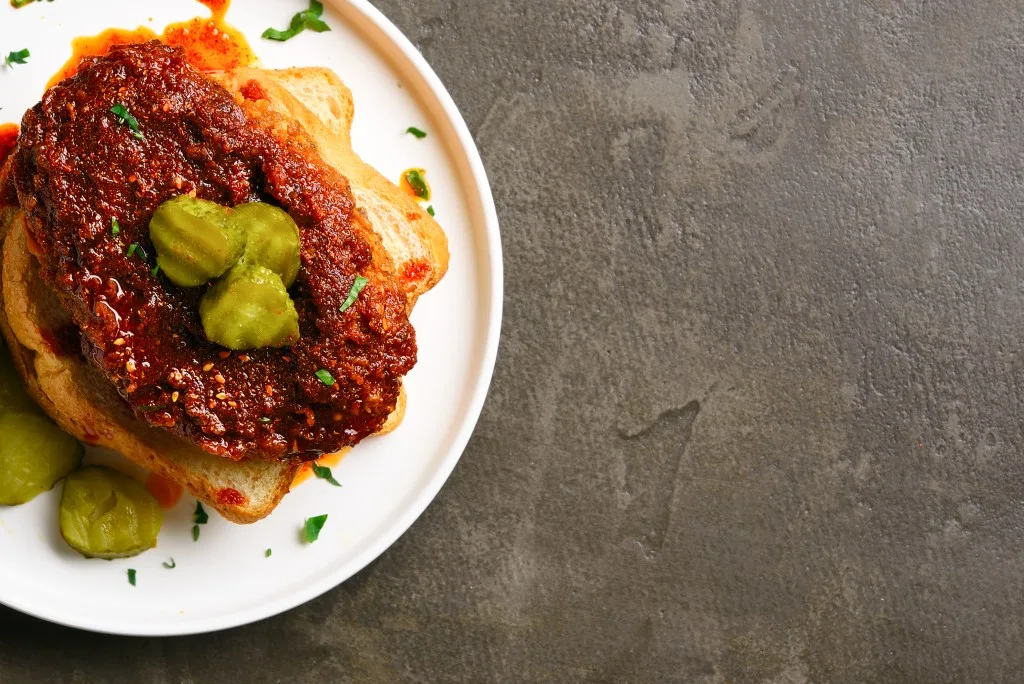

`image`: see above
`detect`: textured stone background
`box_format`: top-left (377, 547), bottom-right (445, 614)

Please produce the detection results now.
top-left (4, 0), bottom-right (1024, 681)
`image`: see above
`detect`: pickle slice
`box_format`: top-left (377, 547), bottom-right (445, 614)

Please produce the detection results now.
top-left (0, 413), bottom-right (83, 506)
top-left (59, 466), bottom-right (163, 559)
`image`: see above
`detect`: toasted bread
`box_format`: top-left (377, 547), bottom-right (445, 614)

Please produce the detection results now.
top-left (209, 67), bottom-right (449, 306)
top-left (0, 65), bottom-right (443, 523)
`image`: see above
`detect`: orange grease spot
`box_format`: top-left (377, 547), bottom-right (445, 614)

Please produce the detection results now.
top-left (48, 28), bottom-right (158, 88)
top-left (291, 449), bottom-right (350, 489)
top-left (216, 487), bottom-right (247, 506)
top-left (48, 0), bottom-right (253, 88)
top-left (162, 17), bottom-right (253, 72)
top-left (146, 473), bottom-right (185, 509)
top-left (398, 168), bottom-right (432, 201)
top-left (197, 0), bottom-right (230, 16)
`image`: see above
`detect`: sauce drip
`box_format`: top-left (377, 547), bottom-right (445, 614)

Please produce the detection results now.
top-left (0, 124), bottom-right (19, 168)
top-left (48, 0), bottom-right (254, 88)
top-left (291, 448), bottom-right (350, 489)
top-left (145, 472), bottom-right (185, 509)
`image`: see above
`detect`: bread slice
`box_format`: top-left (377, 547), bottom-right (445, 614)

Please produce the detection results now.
top-left (0, 65), bottom-right (442, 523)
top-left (208, 67), bottom-right (449, 306)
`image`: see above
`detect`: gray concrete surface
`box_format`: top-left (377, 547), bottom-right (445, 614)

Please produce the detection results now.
top-left (3, 0), bottom-right (1024, 681)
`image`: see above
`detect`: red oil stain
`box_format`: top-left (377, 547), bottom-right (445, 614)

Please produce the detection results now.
top-left (215, 487), bottom-right (247, 506)
top-left (146, 472), bottom-right (185, 509)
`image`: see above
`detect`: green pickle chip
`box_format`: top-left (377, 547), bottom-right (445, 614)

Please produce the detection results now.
top-left (150, 196), bottom-right (243, 287)
top-left (200, 264), bottom-right (300, 350)
top-left (0, 413), bottom-right (83, 506)
top-left (59, 466), bottom-right (163, 559)
top-left (230, 202), bottom-right (302, 287)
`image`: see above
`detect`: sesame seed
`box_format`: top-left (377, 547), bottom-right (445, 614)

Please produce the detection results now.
top-left (214, 373), bottom-right (226, 384)
top-left (171, 391), bottom-right (180, 402)
top-left (238, 354), bottom-right (249, 362)
top-left (227, 401), bottom-right (237, 408)
top-left (202, 362), bottom-right (214, 372)
top-left (126, 359), bottom-right (137, 373)
top-left (215, 392), bottom-right (227, 400)
top-left (265, 385), bottom-right (274, 396)
top-left (113, 338), bottom-right (125, 346)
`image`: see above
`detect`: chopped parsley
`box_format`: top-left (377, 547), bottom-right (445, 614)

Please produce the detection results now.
top-left (303, 514), bottom-right (328, 543)
top-left (111, 218), bottom-right (120, 236)
top-left (339, 275), bottom-right (368, 313)
top-left (11, 0), bottom-right (52, 8)
top-left (194, 500), bottom-right (209, 525)
top-left (110, 103), bottom-right (144, 140)
top-left (192, 524), bottom-right (200, 542)
top-left (262, 0), bottom-right (331, 42)
top-left (151, 264), bottom-right (161, 278)
top-left (4, 49), bottom-right (30, 67)
top-left (427, 205), bottom-right (435, 217)
top-left (265, 548), bottom-right (272, 558)
top-left (406, 126), bottom-right (427, 139)
top-left (127, 568), bottom-right (137, 586)
top-left (125, 242), bottom-right (147, 260)
top-left (259, 416), bottom-right (272, 423)
top-left (312, 462), bottom-right (341, 487)
top-left (163, 558), bottom-right (176, 569)
top-left (315, 368), bottom-right (335, 387)
top-left (404, 169), bottom-right (430, 199)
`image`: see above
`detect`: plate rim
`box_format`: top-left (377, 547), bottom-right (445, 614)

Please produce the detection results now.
top-left (0, 0), bottom-right (503, 636)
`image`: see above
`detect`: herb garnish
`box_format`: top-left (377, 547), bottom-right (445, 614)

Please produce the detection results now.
top-left (303, 514), bottom-right (328, 543)
top-left (406, 126), bottom-right (427, 139)
top-left (194, 500), bottom-right (209, 525)
top-left (312, 462), bottom-right (341, 487)
top-left (259, 417), bottom-right (272, 423)
top-left (4, 49), bottom-right (29, 67)
top-left (315, 369), bottom-right (335, 387)
top-left (111, 218), bottom-right (120, 236)
top-left (126, 242), bottom-right (147, 260)
top-left (339, 275), bottom-right (368, 313)
top-left (265, 548), bottom-right (272, 558)
top-left (404, 169), bottom-right (429, 199)
top-left (427, 206), bottom-right (435, 217)
top-left (110, 103), bottom-right (144, 140)
top-left (163, 558), bottom-right (176, 569)
top-left (127, 568), bottom-right (137, 586)
top-left (151, 264), bottom-right (161, 278)
top-left (192, 524), bottom-right (200, 542)
top-left (262, 0), bottom-right (330, 42)
top-left (11, 0), bottom-right (52, 8)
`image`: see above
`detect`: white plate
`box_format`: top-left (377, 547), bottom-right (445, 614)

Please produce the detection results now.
top-left (0, 0), bottom-right (501, 635)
